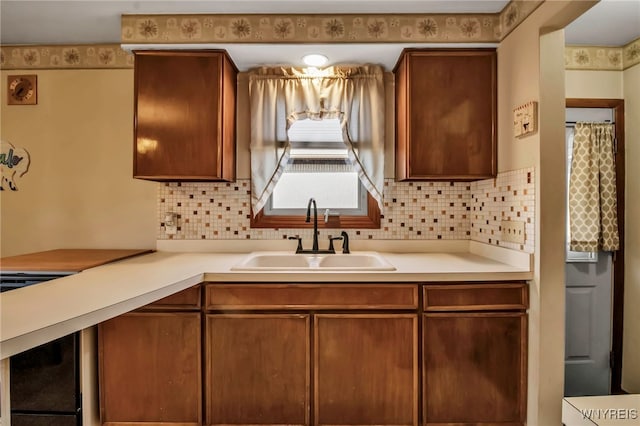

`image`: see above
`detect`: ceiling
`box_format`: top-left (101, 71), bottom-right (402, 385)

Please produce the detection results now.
top-left (1, 0), bottom-right (639, 70)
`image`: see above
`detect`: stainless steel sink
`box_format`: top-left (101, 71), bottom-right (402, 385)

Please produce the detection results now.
top-left (230, 252), bottom-right (396, 271)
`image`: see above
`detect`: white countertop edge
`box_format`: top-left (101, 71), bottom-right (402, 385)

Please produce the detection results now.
top-left (0, 273), bottom-right (203, 359)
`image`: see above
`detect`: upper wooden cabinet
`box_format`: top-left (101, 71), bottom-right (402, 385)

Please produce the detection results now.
top-left (133, 50), bottom-right (237, 181)
top-left (395, 49), bottom-right (497, 180)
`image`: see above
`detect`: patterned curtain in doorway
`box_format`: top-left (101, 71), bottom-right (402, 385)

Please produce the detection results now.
top-left (569, 122), bottom-right (619, 252)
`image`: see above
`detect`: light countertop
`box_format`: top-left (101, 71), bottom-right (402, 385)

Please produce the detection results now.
top-left (0, 241), bottom-right (532, 359)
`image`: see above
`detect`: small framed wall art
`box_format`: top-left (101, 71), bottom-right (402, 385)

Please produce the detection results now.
top-left (513, 101), bottom-right (537, 138)
top-left (7, 75), bottom-right (37, 105)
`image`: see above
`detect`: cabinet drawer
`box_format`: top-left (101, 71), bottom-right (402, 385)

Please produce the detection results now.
top-left (205, 284), bottom-right (418, 310)
top-left (140, 285), bottom-right (201, 310)
top-left (424, 283), bottom-right (528, 311)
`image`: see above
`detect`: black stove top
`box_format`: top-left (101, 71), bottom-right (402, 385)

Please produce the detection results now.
top-left (0, 272), bottom-right (74, 292)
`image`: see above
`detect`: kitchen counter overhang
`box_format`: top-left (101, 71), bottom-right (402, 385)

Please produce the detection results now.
top-left (0, 242), bottom-right (532, 359)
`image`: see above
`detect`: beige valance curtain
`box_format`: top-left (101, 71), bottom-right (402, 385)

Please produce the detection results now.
top-left (248, 65), bottom-right (385, 216)
top-left (569, 122), bottom-right (619, 252)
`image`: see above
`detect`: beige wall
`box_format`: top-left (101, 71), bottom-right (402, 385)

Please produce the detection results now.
top-left (0, 69), bottom-right (156, 257)
top-left (623, 63), bottom-right (640, 393)
top-left (497, 1), bottom-right (595, 424)
top-left (565, 69), bottom-right (624, 99)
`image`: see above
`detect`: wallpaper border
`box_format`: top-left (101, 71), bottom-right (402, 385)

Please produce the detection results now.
top-left (4, 42), bottom-right (636, 71)
top-left (1, 3), bottom-right (636, 72)
top-left (0, 44), bottom-right (133, 70)
top-left (565, 38), bottom-right (640, 71)
top-left (118, 1), bottom-right (543, 44)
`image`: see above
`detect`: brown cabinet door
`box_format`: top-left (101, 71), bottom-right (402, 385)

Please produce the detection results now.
top-left (134, 50), bottom-right (236, 181)
top-left (315, 314), bottom-right (418, 426)
top-left (99, 312), bottom-right (202, 425)
top-left (423, 313), bottom-right (527, 425)
top-left (395, 49), bottom-right (496, 180)
top-left (205, 314), bottom-right (310, 426)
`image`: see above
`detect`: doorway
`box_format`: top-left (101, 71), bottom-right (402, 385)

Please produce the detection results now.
top-left (564, 99), bottom-right (625, 396)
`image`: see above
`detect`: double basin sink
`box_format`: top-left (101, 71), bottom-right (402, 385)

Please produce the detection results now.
top-left (231, 251), bottom-right (396, 271)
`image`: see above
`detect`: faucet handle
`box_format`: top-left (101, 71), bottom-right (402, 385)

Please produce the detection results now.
top-left (340, 231), bottom-right (350, 254)
top-left (328, 236), bottom-right (343, 253)
top-left (288, 236), bottom-right (303, 254)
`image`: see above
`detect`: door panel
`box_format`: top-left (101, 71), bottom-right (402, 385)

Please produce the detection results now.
top-left (99, 312), bottom-right (202, 425)
top-left (423, 313), bottom-right (527, 425)
top-left (205, 314), bottom-right (310, 426)
top-left (565, 253), bottom-right (612, 396)
top-left (314, 314), bottom-right (418, 426)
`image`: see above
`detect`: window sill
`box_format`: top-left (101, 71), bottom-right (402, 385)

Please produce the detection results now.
top-left (250, 194), bottom-right (381, 229)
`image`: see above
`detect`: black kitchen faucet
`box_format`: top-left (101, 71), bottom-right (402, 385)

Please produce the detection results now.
top-left (288, 198), bottom-right (347, 254)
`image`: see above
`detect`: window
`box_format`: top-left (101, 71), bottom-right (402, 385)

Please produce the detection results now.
top-left (265, 118), bottom-right (366, 214)
top-left (251, 118), bottom-right (380, 228)
top-left (247, 65), bottom-right (385, 229)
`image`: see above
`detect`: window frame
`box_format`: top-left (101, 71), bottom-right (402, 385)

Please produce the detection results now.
top-left (250, 192), bottom-right (381, 229)
top-left (264, 172), bottom-right (368, 216)
top-left (250, 117), bottom-right (381, 229)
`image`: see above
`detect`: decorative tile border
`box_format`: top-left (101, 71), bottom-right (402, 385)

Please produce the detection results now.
top-left (470, 167), bottom-right (535, 253)
top-left (565, 38), bottom-right (640, 71)
top-left (0, 44), bottom-right (133, 70)
top-left (121, 13), bottom-right (500, 44)
top-left (157, 179), bottom-right (471, 241)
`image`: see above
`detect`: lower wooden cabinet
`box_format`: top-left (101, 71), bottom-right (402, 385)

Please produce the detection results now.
top-left (98, 282), bottom-right (527, 426)
top-left (204, 313), bottom-right (417, 426)
top-left (205, 314), bottom-right (310, 426)
top-left (98, 312), bottom-right (202, 425)
top-left (423, 312), bottom-right (527, 425)
top-left (315, 314), bottom-right (418, 426)
top-left (422, 282), bottom-right (528, 426)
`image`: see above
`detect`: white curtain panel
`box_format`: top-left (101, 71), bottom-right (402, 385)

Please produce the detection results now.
top-left (248, 65), bottom-right (385, 216)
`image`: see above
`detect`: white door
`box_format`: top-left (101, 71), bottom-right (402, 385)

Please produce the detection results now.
top-left (564, 107), bottom-right (615, 396)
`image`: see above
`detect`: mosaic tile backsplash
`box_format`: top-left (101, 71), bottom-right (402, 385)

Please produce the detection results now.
top-left (470, 167), bottom-right (535, 253)
top-left (158, 167), bottom-right (535, 253)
